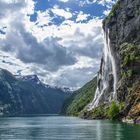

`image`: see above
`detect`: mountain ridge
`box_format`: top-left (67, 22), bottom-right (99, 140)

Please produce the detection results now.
top-left (0, 68), bottom-right (70, 116)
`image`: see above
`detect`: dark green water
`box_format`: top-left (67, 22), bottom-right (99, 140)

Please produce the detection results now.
top-left (0, 116), bottom-right (140, 140)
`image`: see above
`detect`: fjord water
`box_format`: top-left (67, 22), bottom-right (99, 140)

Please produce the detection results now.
top-left (0, 116), bottom-right (140, 140)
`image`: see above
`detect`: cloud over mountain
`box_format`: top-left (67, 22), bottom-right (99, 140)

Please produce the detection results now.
top-left (0, 0), bottom-right (115, 89)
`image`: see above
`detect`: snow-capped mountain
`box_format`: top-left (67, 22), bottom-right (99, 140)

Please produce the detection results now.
top-left (0, 68), bottom-right (71, 116)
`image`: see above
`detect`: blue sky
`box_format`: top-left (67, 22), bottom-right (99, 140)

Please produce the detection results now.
top-left (30, 0), bottom-right (114, 24)
top-left (0, 0), bottom-right (116, 89)
top-left (33, 0), bottom-right (105, 17)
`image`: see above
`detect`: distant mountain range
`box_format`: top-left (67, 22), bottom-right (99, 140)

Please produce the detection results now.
top-left (0, 68), bottom-right (71, 116)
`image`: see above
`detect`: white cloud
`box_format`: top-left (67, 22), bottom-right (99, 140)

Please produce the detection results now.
top-left (0, 0), bottom-right (20, 4)
top-left (76, 11), bottom-right (90, 22)
top-left (79, 0), bottom-right (116, 8)
top-left (0, 0), bottom-right (104, 89)
top-left (51, 5), bottom-right (72, 19)
top-left (103, 9), bottom-right (111, 16)
top-left (23, 0), bottom-right (35, 14)
top-left (25, 17), bottom-right (103, 88)
top-left (0, 50), bottom-right (31, 75)
top-left (35, 10), bottom-right (53, 27)
top-left (27, 14), bottom-right (102, 41)
top-left (97, 0), bottom-right (116, 8)
top-left (59, 0), bottom-right (69, 2)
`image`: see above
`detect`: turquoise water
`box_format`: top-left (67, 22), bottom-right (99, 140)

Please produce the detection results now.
top-left (0, 116), bottom-right (140, 140)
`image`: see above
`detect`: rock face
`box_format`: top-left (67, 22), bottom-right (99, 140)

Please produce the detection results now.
top-left (90, 0), bottom-right (140, 122)
top-left (0, 68), bottom-right (70, 116)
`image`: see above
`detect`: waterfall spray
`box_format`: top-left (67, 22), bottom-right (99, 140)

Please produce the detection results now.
top-left (89, 28), bottom-right (117, 109)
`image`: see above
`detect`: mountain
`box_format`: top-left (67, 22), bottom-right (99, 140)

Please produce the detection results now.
top-left (17, 75), bottom-right (41, 84)
top-left (61, 77), bottom-right (97, 116)
top-left (0, 68), bottom-right (70, 116)
top-left (81, 0), bottom-right (140, 123)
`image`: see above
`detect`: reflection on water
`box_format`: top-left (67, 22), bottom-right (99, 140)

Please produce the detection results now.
top-left (0, 116), bottom-right (139, 140)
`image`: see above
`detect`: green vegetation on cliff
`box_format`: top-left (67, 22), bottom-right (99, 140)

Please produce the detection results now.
top-left (107, 101), bottom-right (120, 119)
top-left (120, 43), bottom-right (139, 78)
top-left (61, 77), bottom-right (97, 116)
top-left (63, 0), bottom-right (140, 123)
top-left (106, 0), bottom-right (120, 22)
top-left (80, 101), bottom-right (125, 120)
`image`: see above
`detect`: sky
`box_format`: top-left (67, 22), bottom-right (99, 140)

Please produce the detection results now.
top-left (0, 0), bottom-right (116, 89)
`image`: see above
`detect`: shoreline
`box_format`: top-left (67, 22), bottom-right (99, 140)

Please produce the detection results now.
top-left (0, 114), bottom-right (140, 124)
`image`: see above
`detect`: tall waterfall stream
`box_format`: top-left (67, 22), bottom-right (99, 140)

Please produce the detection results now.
top-left (89, 29), bottom-right (117, 109)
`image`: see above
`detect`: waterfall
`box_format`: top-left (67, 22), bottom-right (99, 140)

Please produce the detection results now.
top-left (89, 28), bottom-right (117, 109)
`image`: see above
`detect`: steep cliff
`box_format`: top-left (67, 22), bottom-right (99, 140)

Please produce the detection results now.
top-left (0, 68), bottom-right (70, 116)
top-left (84, 0), bottom-right (140, 123)
top-left (104, 0), bottom-right (140, 123)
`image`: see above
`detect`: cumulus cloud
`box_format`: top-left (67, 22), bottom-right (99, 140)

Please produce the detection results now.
top-left (59, 0), bottom-right (69, 2)
top-left (60, 27), bottom-right (103, 60)
top-left (0, 0), bottom-right (107, 89)
top-left (103, 9), bottom-right (111, 16)
top-left (35, 10), bottom-right (53, 27)
top-left (52, 65), bottom-right (99, 89)
top-left (0, 50), bottom-right (31, 75)
top-left (0, 1), bottom-right (25, 19)
top-left (79, 0), bottom-right (116, 8)
top-left (51, 5), bottom-right (72, 19)
top-left (98, 0), bottom-right (116, 6)
top-left (1, 20), bottom-right (76, 72)
top-left (76, 11), bottom-right (90, 22)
